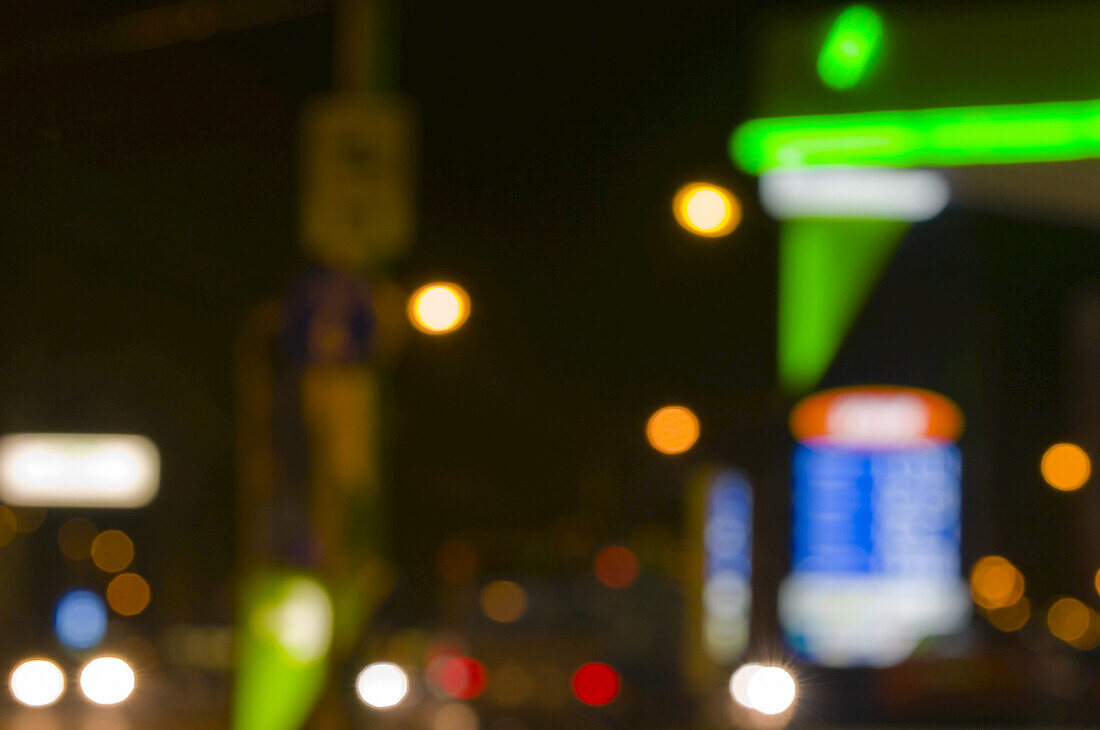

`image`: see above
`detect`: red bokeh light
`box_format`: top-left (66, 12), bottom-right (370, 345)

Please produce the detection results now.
top-left (571, 662), bottom-right (620, 706)
top-left (431, 656), bottom-right (488, 699)
top-left (593, 546), bottom-right (639, 589)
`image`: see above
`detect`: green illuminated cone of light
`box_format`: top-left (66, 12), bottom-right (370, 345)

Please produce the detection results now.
top-left (234, 569), bottom-right (333, 730)
top-left (779, 218), bottom-right (908, 393)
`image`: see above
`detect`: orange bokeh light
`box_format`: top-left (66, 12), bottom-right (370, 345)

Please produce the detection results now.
top-left (646, 405), bottom-right (700, 455)
top-left (593, 546), bottom-right (640, 589)
top-left (1041, 443), bottom-right (1090, 491)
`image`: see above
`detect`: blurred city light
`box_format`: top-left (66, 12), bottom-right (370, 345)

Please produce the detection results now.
top-left (429, 656), bottom-right (487, 700)
top-left (355, 662), bottom-right (409, 709)
top-left (571, 663), bottom-right (620, 706)
top-left (984, 596), bottom-right (1031, 632)
top-left (817, 5), bottom-right (883, 90)
top-left (1048, 597), bottom-right (1091, 643)
top-left (478, 580), bottom-right (528, 623)
top-left (13, 507), bottom-right (46, 533)
top-left (437, 539), bottom-right (479, 584)
top-left (0, 434), bottom-right (159, 508)
top-left (593, 545), bottom-right (639, 589)
top-left (106, 573), bottom-right (151, 616)
top-left (731, 98), bottom-right (1100, 174)
top-left (57, 518), bottom-right (97, 560)
top-left (1040, 442), bottom-right (1090, 491)
top-left (9, 659), bottom-right (65, 707)
top-left (91, 530), bottom-right (135, 573)
top-left (783, 386), bottom-right (967, 666)
top-left (700, 470), bottom-right (753, 663)
top-left (55, 590), bottom-right (108, 650)
top-left (486, 664), bottom-right (533, 707)
top-left (433, 701), bottom-right (479, 730)
top-left (78, 657), bottom-right (134, 705)
top-left (969, 556), bottom-right (1025, 610)
top-left (0, 506), bottom-right (16, 547)
top-left (408, 283), bottom-right (470, 334)
top-left (645, 405), bottom-right (700, 455)
top-left (260, 577), bottom-right (333, 664)
top-left (672, 183), bottom-right (740, 237)
top-left (729, 663), bottom-right (764, 708)
top-left (745, 666), bottom-right (796, 715)
top-left (760, 166), bottom-right (948, 221)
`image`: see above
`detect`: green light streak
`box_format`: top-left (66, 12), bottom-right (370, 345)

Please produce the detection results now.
top-left (731, 98), bottom-right (1100, 173)
top-left (779, 219), bottom-right (907, 393)
top-left (817, 5), bottom-right (883, 90)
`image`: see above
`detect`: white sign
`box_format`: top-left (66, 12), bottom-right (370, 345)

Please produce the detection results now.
top-left (0, 434), bottom-right (159, 508)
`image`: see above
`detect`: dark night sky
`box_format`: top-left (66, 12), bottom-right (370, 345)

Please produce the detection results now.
top-left (0, 0), bottom-right (1097, 641)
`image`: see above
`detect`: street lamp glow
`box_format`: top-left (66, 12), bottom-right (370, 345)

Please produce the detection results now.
top-left (408, 283), bottom-right (470, 334)
top-left (356, 662), bottom-right (409, 709)
top-left (79, 657), bottom-right (135, 705)
top-left (673, 183), bottom-right (741, 237)
top-left (10, 659), bottom-right (65, 707)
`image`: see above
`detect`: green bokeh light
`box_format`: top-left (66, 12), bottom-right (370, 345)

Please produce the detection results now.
top-left (818, 5), bottom-right (884, 90)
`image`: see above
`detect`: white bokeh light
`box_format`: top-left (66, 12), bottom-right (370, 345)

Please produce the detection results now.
top-left (10, 659), bottom-right (65, 707)
top-left (745, 666), bottom-right (796, 715)
top-left (729, 663), bottom-right (763, 708)
top-left (356, 662), bottom-right (409, 709)
top-left (79, 657), bottom-right (135, 705)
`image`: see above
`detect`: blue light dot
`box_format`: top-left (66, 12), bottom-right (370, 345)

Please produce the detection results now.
top-left (55, 589), bottom-right (107, 650)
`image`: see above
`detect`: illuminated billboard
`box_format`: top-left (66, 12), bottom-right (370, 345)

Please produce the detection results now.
top-left (0, 434), bottom-right (159, 508)
top-left (779, 387), bottom-right (969, 666)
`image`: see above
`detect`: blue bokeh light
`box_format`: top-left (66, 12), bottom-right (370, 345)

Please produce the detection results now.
top-left (55, 589), bottom-right (107, 650)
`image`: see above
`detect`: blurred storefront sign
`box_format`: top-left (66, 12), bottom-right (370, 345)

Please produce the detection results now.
top-left (0, 433), bottom-right (159, 508)
top-left (300, 94), bottom-right (415, 270)
top-left (780, 386), bottom-right (968, 666)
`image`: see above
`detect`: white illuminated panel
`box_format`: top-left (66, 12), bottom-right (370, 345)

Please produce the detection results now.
top-left (760, 166), bottom-right (949, 221)
top-left (0, 434), bottom-right (159, 508)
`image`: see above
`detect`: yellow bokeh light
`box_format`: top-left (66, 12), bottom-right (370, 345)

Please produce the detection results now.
top-left (479, 580), bottom-right (528, 623)
top-left (646, 405), bottom-right (700, 455)
top-left (1041, 442), bottom-right (1090, 491)
top-left (91, 530), bottom-right (134, 573)
top-left (0, 506), bottom-right (16, 548)
top-left (106, 572), bottom-right (151, 616)
top-left (673, 182), bottom-right (741, 237)
top-left (969, 555), bottom-right (1024, 609)
top-left (408, 283), bottom-right (470, 334)
top-left (984, 596), bottom-right (1030, 632)
top-left (1047, 596), bottom-right (1091, 643)
top-left (58, 518), bottom-right (97, 560)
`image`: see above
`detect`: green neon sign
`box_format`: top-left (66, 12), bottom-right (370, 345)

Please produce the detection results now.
top-left (731, 98), bottom-right (1100, 173)
top-left (818, 5), bottom-right (883, 90)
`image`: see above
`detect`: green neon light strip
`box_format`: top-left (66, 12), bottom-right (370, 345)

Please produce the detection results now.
top-left (731, 98), bottom-right (1100, 174)
top-left (779, 219), bottom-right (907, 393)
top-left (818, 5), bottom-right (883, 90)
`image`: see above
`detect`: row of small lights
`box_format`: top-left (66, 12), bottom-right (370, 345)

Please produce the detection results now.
top-left (353, 659), bottom-right (621, 710)
top-left (353, 658), bottom-right (797, 717)
top-left (9, 656), bottom-right (134, 707)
